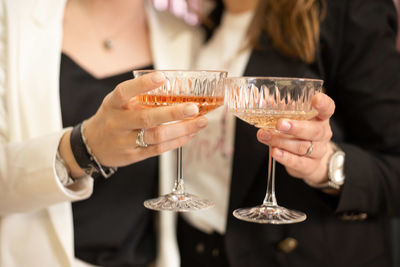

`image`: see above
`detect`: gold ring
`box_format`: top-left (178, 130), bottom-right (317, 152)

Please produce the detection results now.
top-left (303, 141), bottom-right (313, 157)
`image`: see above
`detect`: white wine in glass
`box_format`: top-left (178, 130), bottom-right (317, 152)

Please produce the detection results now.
top-left (232, 109), bottom-right (318, 130)
top-left (133, 70), bottom-right (227, 212)
top-left (226, 77), bottom-right (323, 224)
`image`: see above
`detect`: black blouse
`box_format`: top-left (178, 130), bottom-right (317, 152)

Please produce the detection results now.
top-left (60, 53), bottom-right (157, 267)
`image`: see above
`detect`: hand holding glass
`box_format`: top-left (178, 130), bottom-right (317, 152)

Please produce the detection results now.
top-left (133, 70), bottom-right (227, 212)
top-left (226, 77), bottom-right (323, 224)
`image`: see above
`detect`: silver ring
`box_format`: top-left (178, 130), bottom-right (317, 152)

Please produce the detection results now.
top-left (303, 141), bottom-right (313, 157)
top-left (136, 128), bottom-right (148, 148)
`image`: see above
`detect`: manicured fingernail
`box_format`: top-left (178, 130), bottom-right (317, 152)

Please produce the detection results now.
top-left (196, 117), bottom-right (208, 127)
top-left (274, 149), bottom-right (283, 158)
top-left (260, 131), bottom-right (271, 141)
top-left (278, 120), bottom-right (291, 131)
top-left (151, 72), bottom-right (165, 83)
top-left (183, 104), bottom-right (199, 117)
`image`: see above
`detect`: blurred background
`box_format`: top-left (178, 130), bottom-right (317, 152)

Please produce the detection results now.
top-left (151, 0), bottom-right (202, 25)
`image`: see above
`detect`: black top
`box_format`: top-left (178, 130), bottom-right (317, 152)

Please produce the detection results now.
top-left (59, 53), bottom-right (157, 267)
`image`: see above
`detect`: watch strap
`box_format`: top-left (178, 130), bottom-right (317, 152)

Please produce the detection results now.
top-left (70, 122), bottom-right (117, 179)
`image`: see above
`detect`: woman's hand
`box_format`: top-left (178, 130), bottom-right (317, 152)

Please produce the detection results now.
top-left (256, 93), bottom-right (336, 187)
top-left (59, 72), bottom-right (208, 178)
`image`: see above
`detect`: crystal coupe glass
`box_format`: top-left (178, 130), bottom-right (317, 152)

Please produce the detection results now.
top-left (134, 70), bottom-right (227, 212)
top-left (226, 77), bottom-right (323, 224)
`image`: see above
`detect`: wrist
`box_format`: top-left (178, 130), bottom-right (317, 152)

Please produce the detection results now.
top-left (69, 122), bottom-right (117, 179)
top-left (310, 142), bottom-right (345, 194)
top-left (305, 142), bottom-right (334, 184)
top-left (59, 129), bottom-right (86, 178)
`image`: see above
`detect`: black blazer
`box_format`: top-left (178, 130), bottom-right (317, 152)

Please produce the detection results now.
top-left (224, 0), bottom-right (400, 266)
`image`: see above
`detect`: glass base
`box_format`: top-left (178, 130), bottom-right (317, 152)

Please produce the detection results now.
top-left (233, 205), bottom-right (306, 224)
top-left (144, 192), bottom-right (214, 212)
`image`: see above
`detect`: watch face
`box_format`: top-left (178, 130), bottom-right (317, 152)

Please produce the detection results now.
top-left (330, 152), bottom-right (345, 184)
top-left (332, 169), bottom-right (345, 184)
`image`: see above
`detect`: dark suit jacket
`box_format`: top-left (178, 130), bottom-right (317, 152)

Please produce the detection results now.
top-left (224, 0), bottom-right (400, 266)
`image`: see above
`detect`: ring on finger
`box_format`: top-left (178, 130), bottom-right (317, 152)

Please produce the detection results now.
top-left (136, 128), bottom-right (148, 148)
top-left (303, 141), bottom-right (313, 157)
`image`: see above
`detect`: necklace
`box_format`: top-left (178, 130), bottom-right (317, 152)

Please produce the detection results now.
top-left (98, 16), bottom-right (145, 51)
top-left (98, 25), bottom-right (127, 51)
top-left (89, 8), bottom-right (145, 51)
top-left (103, 39), bottom-right (114, 50)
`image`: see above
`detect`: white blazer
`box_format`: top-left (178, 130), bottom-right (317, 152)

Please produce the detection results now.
top-left (0, 0), bottom-right (202, 266)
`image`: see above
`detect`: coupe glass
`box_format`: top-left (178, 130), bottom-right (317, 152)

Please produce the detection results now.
top-left (133, 70), bottom-right (227, 211)
top-left (226, 77), bottom-right (323, 224)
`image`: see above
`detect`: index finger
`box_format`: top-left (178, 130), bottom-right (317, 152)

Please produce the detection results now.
top-left (312, 93), bottom-right (335, 121)
top-left (107, 72), bottom-right (166, 109)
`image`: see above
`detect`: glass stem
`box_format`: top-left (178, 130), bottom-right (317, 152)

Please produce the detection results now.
top-left (262, 146), bottom-right (278, 207)
top-left (173, 146), bottom-right (185, 195)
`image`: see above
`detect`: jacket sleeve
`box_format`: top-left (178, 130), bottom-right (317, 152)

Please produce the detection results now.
top-left (329, 0), bottom-right (400, 216)
top-left (0, 1), bottom-right (93, 216)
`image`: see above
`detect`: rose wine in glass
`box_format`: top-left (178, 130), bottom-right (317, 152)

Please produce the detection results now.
top-left (226, 77), bottom-right (323, 224)
top-left (136, 95), bottom-right (224, 115)
top-left (133, 70), bottom-right (227, 212)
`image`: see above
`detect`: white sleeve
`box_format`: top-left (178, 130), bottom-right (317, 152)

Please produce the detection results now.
top-left (0, 132), bottom-right (94, 215)
top-left (194, 10), bottom-right (254, 76)
top-left (0, 2), bottom-right (93, 216)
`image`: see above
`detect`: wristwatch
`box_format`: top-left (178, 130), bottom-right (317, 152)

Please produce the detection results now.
top-left (55, 151), bottom-right (76, 186)
top-left (316, 143), bottom-right (346, 190)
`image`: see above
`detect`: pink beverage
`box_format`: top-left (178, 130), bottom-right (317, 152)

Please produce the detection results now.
top-left (137, 95), bottom-right (224, 116)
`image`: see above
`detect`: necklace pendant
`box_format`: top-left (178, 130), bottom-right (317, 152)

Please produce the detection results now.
top-left (103, 39), bottom-right (113, 50)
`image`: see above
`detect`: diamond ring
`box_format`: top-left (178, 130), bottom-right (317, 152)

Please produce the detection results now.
top-left (136, 128), bottom-right (148, 148)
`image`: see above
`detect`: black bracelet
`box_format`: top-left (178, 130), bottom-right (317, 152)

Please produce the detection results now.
top-left (70, 122), bottom-right (117, 179)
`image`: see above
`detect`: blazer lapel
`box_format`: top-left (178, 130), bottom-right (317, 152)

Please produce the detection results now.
top-left (25, 0), bottom-right (73, 262)
top-left (16, 0), bottom-right (66, 138)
